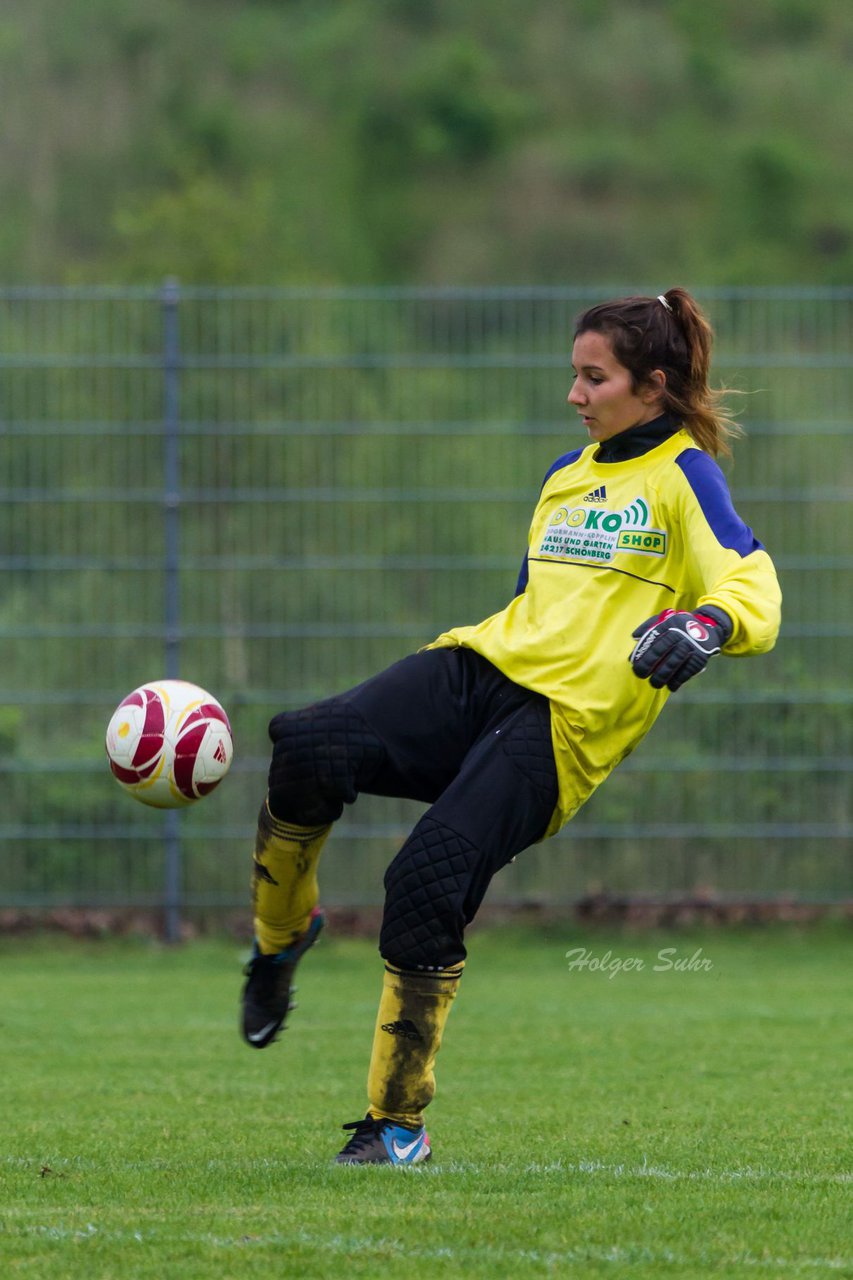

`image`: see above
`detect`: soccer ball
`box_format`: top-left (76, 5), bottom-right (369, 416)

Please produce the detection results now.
top-left (105, 679), bottom-right (234, 809)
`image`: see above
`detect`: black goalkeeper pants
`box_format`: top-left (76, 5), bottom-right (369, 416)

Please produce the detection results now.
top-left (266, 647), bottom-right (559, 969)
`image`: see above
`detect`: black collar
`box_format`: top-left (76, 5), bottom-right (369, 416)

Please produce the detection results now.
top-left (595, 412), bottom-right (681, 463)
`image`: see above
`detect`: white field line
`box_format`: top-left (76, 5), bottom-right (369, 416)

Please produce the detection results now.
top-left (4, 1222), bottom-right (852, 1273)
top-left (2, 1153), bottom-right (850, 1184)
top-left (445, 1159), bottom-right (853, 1184)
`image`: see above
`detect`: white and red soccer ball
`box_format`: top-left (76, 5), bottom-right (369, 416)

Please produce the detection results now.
top-left (105, 680), bottom-right (233, 808)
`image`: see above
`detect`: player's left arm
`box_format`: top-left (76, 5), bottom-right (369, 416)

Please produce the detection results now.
top-left (630, 450), bottom-right (782, 691)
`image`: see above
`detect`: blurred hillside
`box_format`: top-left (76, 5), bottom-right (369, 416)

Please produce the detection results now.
top-left (3, 0), bottom-right (853, 285)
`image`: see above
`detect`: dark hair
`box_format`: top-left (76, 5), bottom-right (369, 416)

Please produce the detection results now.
top-left (573, 288), bottom-right (741, 457)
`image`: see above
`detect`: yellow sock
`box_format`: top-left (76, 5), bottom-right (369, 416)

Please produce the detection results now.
top-left (251, 798), bottom-right (331, 954)
top-left (367, 962), bottom-right (464, 1128)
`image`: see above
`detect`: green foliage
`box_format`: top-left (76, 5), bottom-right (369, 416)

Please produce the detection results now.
top-left (1, 286), bottom-right (850, 907)
top-left (3, 0), bottom-right (853, 283)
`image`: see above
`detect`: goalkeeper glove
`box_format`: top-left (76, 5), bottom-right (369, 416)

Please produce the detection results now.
top-left (629, 606), bottom-right (733, 692)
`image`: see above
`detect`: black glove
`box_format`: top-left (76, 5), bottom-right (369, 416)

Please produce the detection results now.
top-left (629, 607), bottom-right (732, 692)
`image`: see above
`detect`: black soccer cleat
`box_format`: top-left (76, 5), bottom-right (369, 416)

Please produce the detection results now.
top-left (334, 1115), bottom-right (431, 1165)
top-left (240, 907), bottom-right (325, 1049)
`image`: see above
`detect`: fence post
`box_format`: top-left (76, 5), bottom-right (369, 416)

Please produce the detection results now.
top-left (162, 278), bottom-right (182, 943)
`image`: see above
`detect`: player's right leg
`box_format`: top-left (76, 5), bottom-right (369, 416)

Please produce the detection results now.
top-left (241, 800), bottom-right (331, 1048)
top-left (241, 697), bottom-right (385, 1047)
top-left (241, 652), bottom-right (472, 1049)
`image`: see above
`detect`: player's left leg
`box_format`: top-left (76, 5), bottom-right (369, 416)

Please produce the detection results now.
top-left (336, 690), bottom-right (558, 1163)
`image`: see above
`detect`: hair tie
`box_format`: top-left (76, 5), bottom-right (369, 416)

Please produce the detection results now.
top-left (657, 294), bottom-right (673, 312)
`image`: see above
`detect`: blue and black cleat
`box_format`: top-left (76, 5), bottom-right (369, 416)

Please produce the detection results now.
top-left (334, 1115), bottom-right (431, 1165)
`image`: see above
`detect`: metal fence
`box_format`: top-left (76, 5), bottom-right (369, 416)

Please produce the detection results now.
top-left (1, 285), bottom-right (851, 925)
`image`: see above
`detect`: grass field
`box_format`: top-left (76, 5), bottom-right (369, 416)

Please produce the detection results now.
top-left (1, 924), bottom-right (850, 1278)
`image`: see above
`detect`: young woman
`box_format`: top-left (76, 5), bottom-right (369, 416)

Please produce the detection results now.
top-left (240, 288), bottom-right (782, 1165)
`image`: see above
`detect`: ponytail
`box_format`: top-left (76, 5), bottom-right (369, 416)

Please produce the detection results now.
top-left (659, 288), bottom-right (741, 458)
top-left (575, 288), bottom-right (741, 458)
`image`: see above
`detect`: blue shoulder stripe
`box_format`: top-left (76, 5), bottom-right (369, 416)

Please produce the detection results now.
top-left (515, 552), bottom-right (530, 596)
top-left (516, 447), bottom-right (585, 594)
top-left (541, 446), bottom-right (585, 488)
top-left (676, 449), bottom-right (764, 556)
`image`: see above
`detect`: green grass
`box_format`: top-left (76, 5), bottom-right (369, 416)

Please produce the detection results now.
top-left (0, 925), bottom-right (850, 1278)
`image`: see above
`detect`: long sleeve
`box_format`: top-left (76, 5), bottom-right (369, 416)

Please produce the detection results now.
top-left (674, 449), bottom-right (782, 656)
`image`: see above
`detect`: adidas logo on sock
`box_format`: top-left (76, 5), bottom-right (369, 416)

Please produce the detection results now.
top-left (583, 485), bottom-right (607, 503)
top-left (381, 1018), bottom-right (422, 1041)
top-left (252, 859), bottom-right (279, 886)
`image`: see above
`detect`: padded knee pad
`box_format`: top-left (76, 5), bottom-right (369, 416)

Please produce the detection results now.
top-left (380, 816), bottom-right (479, 970)
top-left (500, 699), bottom-right (559, 811)
top-left (267, 699), bottom-right (385, 826)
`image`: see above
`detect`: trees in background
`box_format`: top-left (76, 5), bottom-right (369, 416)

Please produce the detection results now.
top-left (2, 0), bottom-right (852, 286)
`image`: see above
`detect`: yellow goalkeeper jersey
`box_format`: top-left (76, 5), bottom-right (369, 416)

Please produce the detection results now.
top-left (430, 426), bottom-right (782, 833)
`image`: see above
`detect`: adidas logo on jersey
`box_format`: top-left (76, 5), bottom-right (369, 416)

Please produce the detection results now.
top-left (583, 485), bottom-right (607, 503)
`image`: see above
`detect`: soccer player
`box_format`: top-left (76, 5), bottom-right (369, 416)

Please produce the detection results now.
top-left (240, 288), bottom-right (782, 1164)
